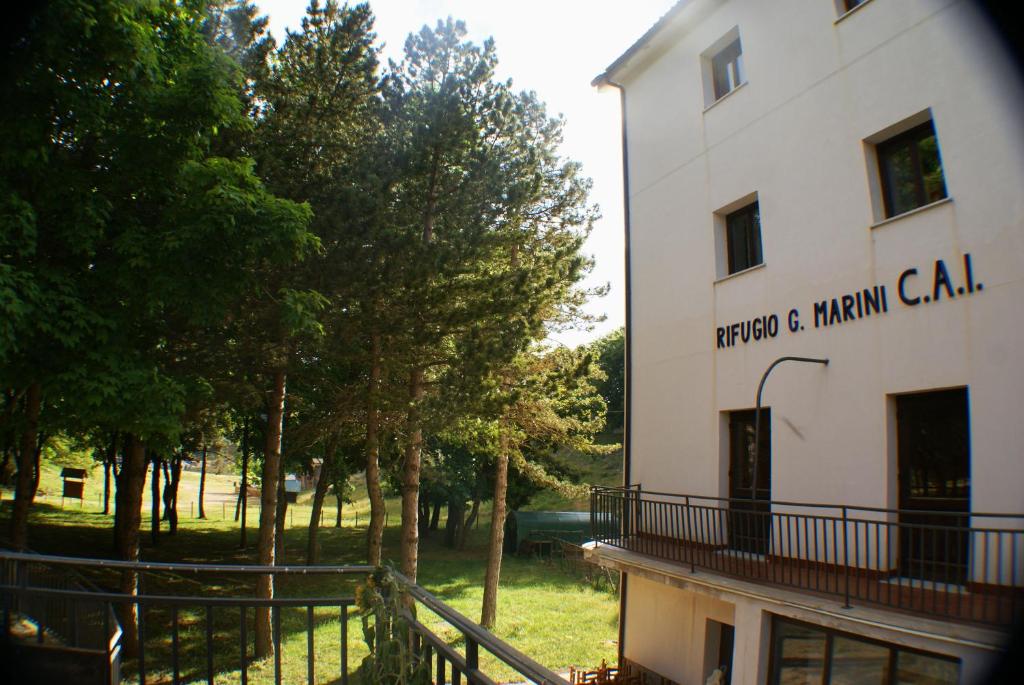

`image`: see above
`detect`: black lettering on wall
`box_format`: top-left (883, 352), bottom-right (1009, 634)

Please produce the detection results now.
top-left (898, 269), bottom-right (921, 306)
top-left (717, 327), bottom-right (726, 349)
top-left (814, 301), bottom-right (827, 328)
top-left (841, 294), bottom-right (856, 322)
top-left (788, 309), bottom-right (800, 332)
top-left (933, 259), bottom-right (955, 302)
top-left (828, 298), bottom-right (842, 325)
top-left (767, 314), bottom-right (778, 337)
top-left (863, 286), bottom-right (881, 316)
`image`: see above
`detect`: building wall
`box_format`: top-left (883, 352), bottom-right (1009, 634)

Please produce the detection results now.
top-left (622, 0), bottom-right (1024, 514)
top-left (624, 572), bottom-right (1000, 685)
top-left (611, 0), bottom-right (1024, 681)
top-left (623, 574), bottom-right (735, 684)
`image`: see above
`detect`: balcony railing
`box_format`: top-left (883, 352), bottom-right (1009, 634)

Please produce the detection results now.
top-left (590, 485), bottom-right (1024, 625)
top-left (0, 551), bottom-right (570, 685)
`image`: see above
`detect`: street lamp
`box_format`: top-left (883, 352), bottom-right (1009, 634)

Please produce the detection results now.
top-left (751, 356), bottom-right (830, 503)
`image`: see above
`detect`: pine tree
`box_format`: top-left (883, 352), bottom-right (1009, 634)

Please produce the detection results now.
top-left (377, 18), bottom-right (599, 583)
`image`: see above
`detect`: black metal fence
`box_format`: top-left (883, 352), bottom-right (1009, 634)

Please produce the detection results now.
top-left (591, 485), bottom-right (1024, 625)
top-left (0, 551), bottom-right (569, 685)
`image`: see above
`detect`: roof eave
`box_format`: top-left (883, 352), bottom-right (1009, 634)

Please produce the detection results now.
top-left (591, 0), bottom-right (692, 88)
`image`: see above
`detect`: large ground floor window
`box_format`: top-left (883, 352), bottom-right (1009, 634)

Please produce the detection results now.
top-left (768, 615), bottom-right (959, 684)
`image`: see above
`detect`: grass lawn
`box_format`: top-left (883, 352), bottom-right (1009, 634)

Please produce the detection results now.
top-left (1, 458), bottom-right (620, 684)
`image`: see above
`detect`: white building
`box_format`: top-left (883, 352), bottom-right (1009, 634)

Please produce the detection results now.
top-left (586, 1), bottom-right (1024, 683)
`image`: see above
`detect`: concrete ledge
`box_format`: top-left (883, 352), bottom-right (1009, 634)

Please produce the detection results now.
top-left (583, 542), bottom-right (1008, 652)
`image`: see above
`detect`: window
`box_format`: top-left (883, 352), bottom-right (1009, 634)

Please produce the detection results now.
top-left (769, 616), bottom-right (960, 685)
top-left (876, 120), bottom-right (947, 218)
top-left (711, 37), bottom-right (744, 100)
top-left (841, 0), bottom-right (867, 12)
top-left (702, 28), bottom-right (745, 107)
top-left (725, 202), bottom-right (762, 274)
top-left (704, 621), bottom-right (735, 685)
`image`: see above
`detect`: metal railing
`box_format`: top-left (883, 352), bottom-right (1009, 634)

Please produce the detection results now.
top-left (0, 551), bottom-right (570, 685)
top-left (1, 550), bottom-right (123, 684)
top-left (591, 485), bottom-right (1024, 625)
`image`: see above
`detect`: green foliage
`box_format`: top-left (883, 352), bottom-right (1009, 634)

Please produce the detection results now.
top-left (502, 345), bottom-right (617, 501)
top-left (0, 0), bottom-right (314, 445)
top-left (355, 567), bottom-right (431, 685)
top-left (589, 328), bottom-right (625, 432)
top-left (41, 434), bottom-right (94, 470)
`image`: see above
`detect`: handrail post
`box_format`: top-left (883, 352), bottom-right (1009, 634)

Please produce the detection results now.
top-left (685, 496), bottom-right (694, 573)
top-left (842, 506), bottom-right (851, 609)
top-left (466, 634), bottom-right (479, 683)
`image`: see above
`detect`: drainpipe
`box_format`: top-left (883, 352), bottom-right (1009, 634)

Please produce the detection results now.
top-left (601, 75), bottom-right (633, 671)
top-left (751, 356), bottom-right (830, 503)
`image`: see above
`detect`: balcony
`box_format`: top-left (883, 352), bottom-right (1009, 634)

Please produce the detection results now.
top-left (589, 485), bottom-right (1024, 626)
top-left (0, 551), bottom-right (570, 685)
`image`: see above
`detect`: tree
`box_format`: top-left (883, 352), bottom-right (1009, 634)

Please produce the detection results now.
top-left (591, 328), bottom-right (625, 432)
top-left (0, 0), bottom-right (313, 653)
top-left (247, 0), bottom-right (379, 657)
top-left (481, 346), bottom-right (612, 629)
top-left (377, 18), bottom-right (598, 584)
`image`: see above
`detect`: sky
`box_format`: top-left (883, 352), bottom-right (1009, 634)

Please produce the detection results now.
top-left (257, 0), bottom-right (679, 348)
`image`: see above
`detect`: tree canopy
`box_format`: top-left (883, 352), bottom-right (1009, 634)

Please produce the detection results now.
top-left (2, 0), bottom-right (609, 660)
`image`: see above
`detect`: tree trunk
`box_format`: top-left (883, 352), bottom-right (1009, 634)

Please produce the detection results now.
top-left (10, 382), bottom-right (41, 550)
top-left (167, 455), bottom-right (181, 535)
top-left (400, 367), bottom-right (425, 582)
top-left (103, 433), bottom-right (118, 515)
top-left (0, 445), bottom-right (11, 487)
top-left (112, 442), bottom-right (124, 554)
top-left (0, 389), bottom-right (19, 486)
top-left (161, 462), bottom-right (171, 520)
top-left (335, 493), bottom-right (343, 527)
top-left (480, 424), bottom-right (510, 629)
top-left (365, 333), bottom-right (386, 566)
top-left (31, 433), bottom-right (44, 497)
top-left (255, 370), bottom-right (286, 659)
top-left (115, 435), bottom-right (147, 657)
top-left (418, 491), bottom-right (430, 538)
top-left (306, 440), bottom-right (337, 564)
top-left (458, 495), bottom-right (480, 551)
top-left (429, 499), bottom-right (442, 531)
top-left (274, 467), bottom-right (287, 563)
top-left (198, 444), bottom-right (208, 518)
top-left (150, 452), bottom-right (160, 546)
top-left (104, 458), bottom-right (112, 515)
top-left (238, 418), bottom-right (250, 547)
top-left (444, 498), bottom-right (465, 549)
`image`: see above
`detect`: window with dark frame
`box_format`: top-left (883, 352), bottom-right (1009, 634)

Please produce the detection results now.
top-left (711, 37), bottom-right (744, 101)
top-left (877, 119), bottom-right (947, 218)
top-left (725, 201), bottom-right (763, 274)
top-left (769, 616), bottom-right (960, 685)
top-left (843, 0), bottom-right (867, 12)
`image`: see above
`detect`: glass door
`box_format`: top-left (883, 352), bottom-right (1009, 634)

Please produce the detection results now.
top-left (897, 388), bottom-right (970, 583)
top-left (728, 409), bottom-right (771, 554)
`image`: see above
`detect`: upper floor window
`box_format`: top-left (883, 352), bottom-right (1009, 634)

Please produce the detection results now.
top-left (842, 0), bottom-right (867, 12)
top-left (702, 28), bottom-right (745, 108)
top-left (725, 201), bottom-right (762, 274)
top-left (711, 37), bottom-right (744, 100)
top-left (876, 120), bottom-right (947, 218)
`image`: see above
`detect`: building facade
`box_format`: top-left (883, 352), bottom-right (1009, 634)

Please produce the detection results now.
top-left (587, 1), bottom-right (1024, 683)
